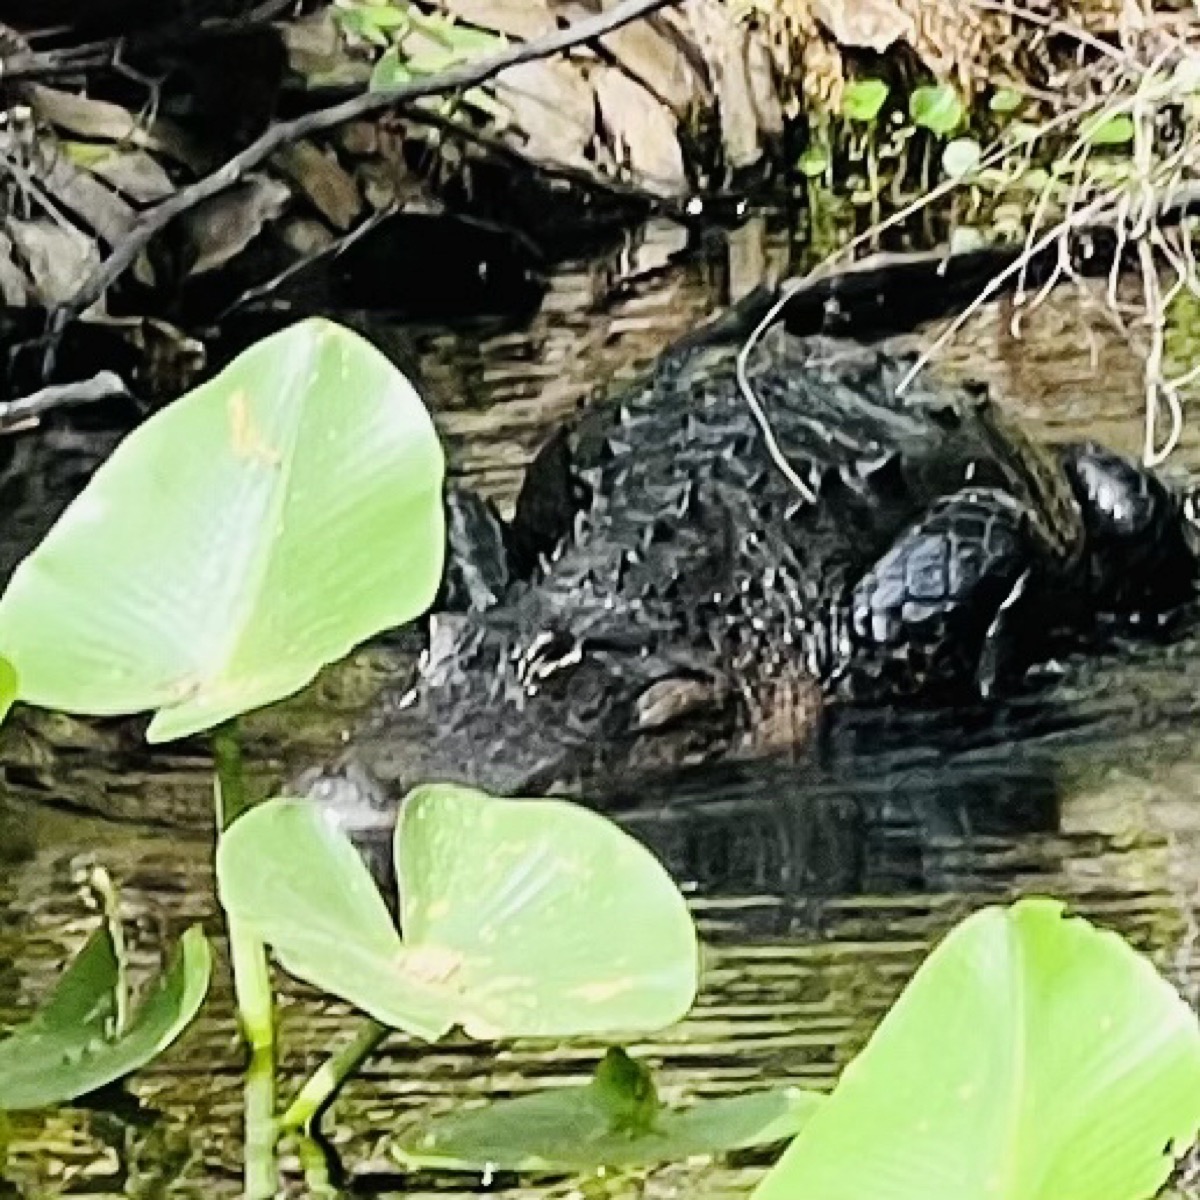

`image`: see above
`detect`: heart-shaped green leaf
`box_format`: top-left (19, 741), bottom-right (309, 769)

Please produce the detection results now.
top-left (909, 84), bottom-right (965, 136)
top-left (751, 897), bottom-right (1200, 1200)
top-left (0, 925), bottom-right (212, 1111)
top-left (393, 1049), bottom-right (821, 1172)
top-left (217, 797), bottom-right (455, 1040)
top-left (0, 318), bottom-right (445, 742)
top-left (217, 788), bottom-right (699, 1041)
top-left (842, 79), bottom-right (889, 123)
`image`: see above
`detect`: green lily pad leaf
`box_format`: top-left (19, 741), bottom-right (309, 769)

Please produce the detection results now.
top-left (0, 656), bottom-right (15, 727)
top-left (909, 84), bottom-right (964, 136)
top-left (217, 797), bottom-right (455, 1041)
top-left (217, 788), bottom-right (699, 1041)
top-left (0, 926), bottom-right (212, 1111)
top-left (0, 318), bottom-right (445, 743)
top-left (1083, 113), bottom-right (1136, 146)
top-left (393, 1048), bottom-right (821, 1172)
top-left (842, 79), bottom-right (889, 123)
top-left (751, 897), bottom-right (1200, 1200)
top-left (942, 137), bottom-right (982, 180)
top-left (396, 784), bottom-right (698, 1038)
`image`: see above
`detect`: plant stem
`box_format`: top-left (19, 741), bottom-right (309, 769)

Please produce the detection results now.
top-left (212, 719), bottom-right (250, 826)
top-left (232, 917), bottom-right (278, 1200)
top-left (279, 1019), bottom-right (390, 1134)
top-left (296, 1134), bottom-right (340, 1199)
top-left (212, 718), bottom-right (278, 1199)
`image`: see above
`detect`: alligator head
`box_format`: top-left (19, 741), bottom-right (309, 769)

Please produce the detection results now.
top-left (293, 605), bottom-right (814, 852)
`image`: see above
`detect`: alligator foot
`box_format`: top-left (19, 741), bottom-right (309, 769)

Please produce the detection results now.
top-left (847, 487), bottom-right (1042, 699)
top-left (441, 487), bottom-right (514, 613)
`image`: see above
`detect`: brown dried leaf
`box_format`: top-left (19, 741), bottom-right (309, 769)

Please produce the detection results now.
top-left (811, 0), bottom-right (916, 54)
top-left (35, 154), bottom-right (137, 245)
top-left (593, 66), bottom-right (686, 194)
top-left (274, 141), bottom-right (363, 231)
top-left (180, 176), bottom-right (292, 275)
top-left (281, 8), bottom-right (370, 87)
top-left (746, 32), bottom-right (784, 136)
top-left (0, 231), bottom-right (30, 307)
top-left (493, 59), bottom-right (596, 170)
top-left (6, 218), bottom-right (101, 311)
top-left (678, 0), bottom-right (769, 169)
top-left (74, 148), bottom-right (176, 205)
top-left (28, 85), bottom-right (204, 170)
top-left (555, 0), bottom-right (704, 116)
top-left (436, 0), bottom-right (554, 40)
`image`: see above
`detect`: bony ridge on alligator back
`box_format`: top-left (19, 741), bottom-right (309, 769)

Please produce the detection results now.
top-left (297, 300), bottom-right (1200, 832)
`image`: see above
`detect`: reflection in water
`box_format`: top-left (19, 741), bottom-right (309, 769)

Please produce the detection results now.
top-left (4, 214), bottom-right (1200, 1196)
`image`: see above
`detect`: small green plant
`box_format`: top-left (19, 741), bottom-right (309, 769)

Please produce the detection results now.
top-left (909, 84), bottom-right (965, 137)
top-left (751, 898), bottom-right (1200, 1200)
top-left (334, 0), bottom-right (506, 119)
top-left (841, 79), bottom-right (889, 125)
top-left (393, 1047), bottom-right (821, 1172)
top-left (0, 877), bottom-right (210, 1113)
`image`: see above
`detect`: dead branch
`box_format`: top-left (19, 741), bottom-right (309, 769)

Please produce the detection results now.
top-left (0, 369), bottom-right (129, 433)
top-left (43, 0), bottom-right (677, 367)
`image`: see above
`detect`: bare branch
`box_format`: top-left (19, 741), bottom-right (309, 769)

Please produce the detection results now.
top-left (0, 370), bottom-right (130, 433)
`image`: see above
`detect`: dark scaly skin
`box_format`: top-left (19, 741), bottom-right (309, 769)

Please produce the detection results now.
top-left (303, 327), bottom-right (1198, 827)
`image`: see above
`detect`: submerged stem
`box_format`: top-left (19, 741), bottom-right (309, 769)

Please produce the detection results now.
top-left (280, 1019), bottom-right (390, 1134)
top-left (212, 718), bottom-right (278, 1198)
top-left (296, 1133), bottom-right (341, 1198)
top-left (212, 719), bottom-right (250, 827)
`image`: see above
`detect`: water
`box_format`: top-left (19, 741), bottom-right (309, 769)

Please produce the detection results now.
top-left (4, 212), bottom-right (1200, 1197)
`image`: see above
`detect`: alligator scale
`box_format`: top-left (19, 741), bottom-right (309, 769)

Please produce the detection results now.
top-left (306, 318), bottom-right (1199, 812)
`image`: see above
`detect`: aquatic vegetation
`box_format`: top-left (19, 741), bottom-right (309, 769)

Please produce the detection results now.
top-left (752, 898), bottom-right (1200, 1200)
top-left (217, 787), bottom-right (698, 1040)
top-left (393, 1047), bottom-right (821, 1172)
top-left (0, 318), bottom-right (700, 1195)
top-left (0, 319), bottom-right (445, 741)
top-left (0, 656), bottom-right (14, 727)
top-left (0, 892), bottom-right (210, 1112)
top-left (3, 319), bottom-right (1200, 1198)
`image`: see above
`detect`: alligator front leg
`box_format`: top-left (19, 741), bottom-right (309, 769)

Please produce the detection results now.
top-left (440, 487), bottom-right (516, 613)
top-left (847, 487), bottom-right (1043, 699)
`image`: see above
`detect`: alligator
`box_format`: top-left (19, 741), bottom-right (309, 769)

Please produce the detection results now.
top-left (300, 309), bottom-right (1200, 827)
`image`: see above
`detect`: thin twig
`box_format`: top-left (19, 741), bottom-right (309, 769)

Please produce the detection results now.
top-left (735, 282), bottom-right (818, 504)
top-left (44, 0), bottom-right (677, 362)
top-left (897, 194), bottom-right (1112, 393)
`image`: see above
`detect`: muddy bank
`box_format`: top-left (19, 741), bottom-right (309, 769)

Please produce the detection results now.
top-left (4, 0), bottom-right (1189, 409)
